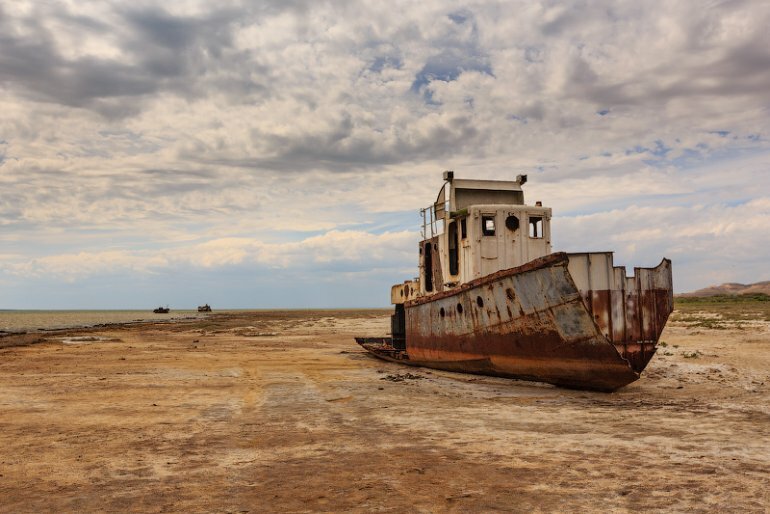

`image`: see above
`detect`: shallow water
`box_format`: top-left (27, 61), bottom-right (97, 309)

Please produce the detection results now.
top-left (0, 310), bottom-right (210, 334)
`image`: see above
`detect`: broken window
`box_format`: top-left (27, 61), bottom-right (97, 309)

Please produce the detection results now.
top-left (529, 216), bottom-right (543, 238)
top-left (448, 221), bottom-right (459, 276)
top-left (460, 218), bottom-right (467, 239)
top-left (423, 242), bottom-right (433, 292)
top-left (482, 215), bottom-right (496, 236)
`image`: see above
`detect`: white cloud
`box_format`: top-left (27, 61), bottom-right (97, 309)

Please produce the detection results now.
top-left (555, 197), bottom-right (770, 291)
top-left (1, 0), bottom-right (769, 305)
top-left (2, 230), bottom-right (417, 282)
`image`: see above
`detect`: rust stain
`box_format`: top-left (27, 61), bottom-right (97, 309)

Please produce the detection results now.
top-left (359, 255), bottom-right (672, 391)
top-left (355, 174), bottom-right (673, 392)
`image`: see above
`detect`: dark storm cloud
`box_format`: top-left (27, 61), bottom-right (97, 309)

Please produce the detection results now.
top-left (670, 34), bottom-right (770, 99)
top-left (0, 160), bottom-right (263, 238)
top-left (554, 4), bottom-right (770, 109)
top-left (0, 18), bottom-right (140, 116)
top-left (565, 37), bottom-right (770, 108)
top-left (182, 113), bottom-right (481, 172)
top-left (0, 4), bottom-right (261, 117)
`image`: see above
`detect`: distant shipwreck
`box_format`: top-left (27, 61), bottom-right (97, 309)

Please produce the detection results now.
top-left (356, 172), bottom-right (673, 391)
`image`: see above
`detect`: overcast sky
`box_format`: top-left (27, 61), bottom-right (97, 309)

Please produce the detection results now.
top-left (1, 0), bottom-right (769, 309)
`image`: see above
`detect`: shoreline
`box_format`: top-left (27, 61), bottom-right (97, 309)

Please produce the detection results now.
top-left (0, 314), bottom-right (208, 343)
top-left (0, 309), bottom-right (391, 349)
top-left (0, 308), bottom-right (390, 334)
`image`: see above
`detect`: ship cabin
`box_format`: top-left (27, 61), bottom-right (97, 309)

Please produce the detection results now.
top-left (388, 171), bottom-right (552, 348)
top-left (392, 171), bottom-right (552, 306)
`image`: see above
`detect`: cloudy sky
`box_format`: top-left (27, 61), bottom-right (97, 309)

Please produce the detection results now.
top-left (1, 0), bottom-right (769, 309)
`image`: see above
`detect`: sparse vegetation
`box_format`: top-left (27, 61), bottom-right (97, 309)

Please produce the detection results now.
top-left (677, 292), bottom-right (769, 303)
top-left (673, 294), bottom-right (770, 326)
top-left (674, 316), bottom-right (734, 330)
top-left (678, 293), bottom-right (769, 303)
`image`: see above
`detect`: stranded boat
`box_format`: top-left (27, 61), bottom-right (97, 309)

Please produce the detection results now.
top-left (355, 172), bottom-right (673, 391)
top-left (153, 306), bottom-right (170, 314)
top-left (198, 304), bottom-right (212, 312)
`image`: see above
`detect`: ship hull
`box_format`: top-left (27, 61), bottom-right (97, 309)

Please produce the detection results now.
top-left (357, 252), bottom-right (672, 391)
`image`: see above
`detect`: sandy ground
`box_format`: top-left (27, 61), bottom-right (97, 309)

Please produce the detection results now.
top-left (1, 309), bottom-right (768, 513)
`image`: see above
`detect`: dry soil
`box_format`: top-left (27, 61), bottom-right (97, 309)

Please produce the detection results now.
top-left (1, 309), bottom-right (768, 513)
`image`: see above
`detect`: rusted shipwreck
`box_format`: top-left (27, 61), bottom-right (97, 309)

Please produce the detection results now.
top-left (356, 172), bottom-right (673, 391)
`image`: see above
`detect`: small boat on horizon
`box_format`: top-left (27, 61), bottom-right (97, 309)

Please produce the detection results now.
top-left (355, 172), bottom-right (673, 392)
top-left (197, 304), bottom-right (212, 312)
top-left (153, 306), bottom-right (170, 314)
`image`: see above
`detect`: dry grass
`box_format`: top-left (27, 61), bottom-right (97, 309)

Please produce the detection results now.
top-left (672, 295), bottom-right (770, 329)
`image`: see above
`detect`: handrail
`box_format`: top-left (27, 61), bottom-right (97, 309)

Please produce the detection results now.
top-left (420, 204), bottom-right (442, 240)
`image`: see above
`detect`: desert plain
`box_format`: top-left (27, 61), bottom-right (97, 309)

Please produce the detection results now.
top-left (0, 304), bottom-right (768, 513)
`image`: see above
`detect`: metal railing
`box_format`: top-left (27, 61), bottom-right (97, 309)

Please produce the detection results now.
top-left (419, 203), bottom-right (445, 240)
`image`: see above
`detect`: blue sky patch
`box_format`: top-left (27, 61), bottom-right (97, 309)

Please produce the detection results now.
top-left (411, 51), bottom-right (493, 94)
top-left (369, 55), bottom-right (402, 73)
top-left (448, 11), bottom-right (470, 24)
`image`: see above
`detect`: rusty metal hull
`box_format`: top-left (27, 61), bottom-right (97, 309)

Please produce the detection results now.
top-left (356, 252), bottom-right (673, 392)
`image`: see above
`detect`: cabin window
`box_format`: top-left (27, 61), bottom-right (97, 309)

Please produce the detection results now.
top-left (529, 216), bottom-right (543, 238)
top-left (460, 218), bottom-right (467, 239)
top-left (448, 221), bottom-right (459, 276)
top-left (423, 242), bottom-right (433, 292)
top-left (482, 215), bottom-right (496, 236)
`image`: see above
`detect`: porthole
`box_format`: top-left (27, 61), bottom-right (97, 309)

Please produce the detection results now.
top-left (505, 215), bottom-right (520, 231)
top-left (476, 296), bottom-right (484, 308)
top-left (457, 303), bottom-right (463, 314)
top-left (439, 307), bottom-right (445, 317)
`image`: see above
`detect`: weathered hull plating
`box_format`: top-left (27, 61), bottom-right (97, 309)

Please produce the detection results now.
top-left (357, 252), bottom-right (672, 391)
